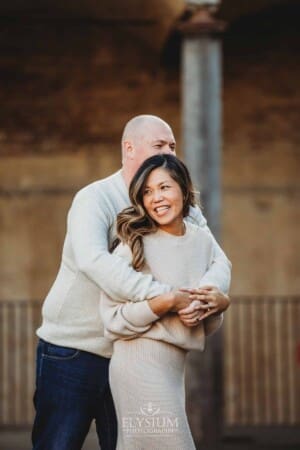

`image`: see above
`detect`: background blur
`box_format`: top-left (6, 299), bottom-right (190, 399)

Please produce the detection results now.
top-left (0, 1), bottom-right (299, 449)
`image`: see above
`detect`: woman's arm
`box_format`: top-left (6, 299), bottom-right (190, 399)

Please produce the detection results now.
top-left (100, 287), bottom-right (193, 339)
top-left (100, 290), bottom-right (159, 339)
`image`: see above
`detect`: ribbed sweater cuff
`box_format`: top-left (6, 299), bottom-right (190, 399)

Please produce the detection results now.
top-left (122, 301), bottom-right (160, 327)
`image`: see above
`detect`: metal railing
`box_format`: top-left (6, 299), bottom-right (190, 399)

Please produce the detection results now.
top-left (0, 297), bottom-right (299, 428)
top-left (0, 300), bottom-right (41, 427)
top-left (223, 296), bottom-right (300, 427)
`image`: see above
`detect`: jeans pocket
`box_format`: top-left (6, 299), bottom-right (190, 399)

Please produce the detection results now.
top-left (42, 342), bottom-right (80, 361)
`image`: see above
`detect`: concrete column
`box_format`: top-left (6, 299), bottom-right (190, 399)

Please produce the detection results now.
top-left (182, 35), bottom-right (222, 236)
top-left (179, 6), bottom-right (226, 449)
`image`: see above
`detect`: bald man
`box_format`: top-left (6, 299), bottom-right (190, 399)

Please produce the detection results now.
top-left (32, 115), bottom-right (231, 450)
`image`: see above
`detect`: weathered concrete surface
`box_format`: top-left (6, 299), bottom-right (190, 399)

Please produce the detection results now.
top-left (222, 5), bottom-right (300, 294)
top-left (0, 3), bottom-right (299, 300)
top-left (0, 24), bottom-right (181, 302)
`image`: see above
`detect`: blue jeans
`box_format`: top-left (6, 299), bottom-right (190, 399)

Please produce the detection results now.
top-left (32, 339), bottom-right (117, 450)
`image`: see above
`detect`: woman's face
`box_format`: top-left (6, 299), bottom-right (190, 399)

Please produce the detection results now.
top-left (142, 167), bottom-right (185, 235)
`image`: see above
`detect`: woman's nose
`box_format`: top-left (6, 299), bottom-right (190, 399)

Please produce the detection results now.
top-left (153, 190), bottom-right (163, 202)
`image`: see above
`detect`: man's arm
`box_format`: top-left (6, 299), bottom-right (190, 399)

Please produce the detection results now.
top-left (69, 189), bottom-right (171, 302)
top-left (188, 205), bottom-right (232, 294)
top-left (177, 206), bottom-right (232, 327)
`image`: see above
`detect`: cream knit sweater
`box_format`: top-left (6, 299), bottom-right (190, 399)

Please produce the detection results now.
top-left (37, 170), bottom-right (231, 357)
top-left (100, 221), bottom-right (223, 351)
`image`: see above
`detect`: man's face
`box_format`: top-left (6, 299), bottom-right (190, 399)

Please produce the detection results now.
top-left (130, 122), bottom-right (176, 173)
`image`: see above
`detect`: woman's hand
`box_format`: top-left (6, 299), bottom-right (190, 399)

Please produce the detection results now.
top-left (178, 286), bottom-right (230, 326)
top-left (169, 290), bottom-right (194, 312)
top-left (148, 290), bottom-right (192, 317)
top-left (176, 300), bottom-right (207, 327)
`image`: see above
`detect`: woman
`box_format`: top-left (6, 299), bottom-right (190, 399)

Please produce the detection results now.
top-left (100, 154), bottom-right (228, 449)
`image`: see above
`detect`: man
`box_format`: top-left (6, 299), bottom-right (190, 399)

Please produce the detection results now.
top-left (32, 115), bottom-right (231, 450)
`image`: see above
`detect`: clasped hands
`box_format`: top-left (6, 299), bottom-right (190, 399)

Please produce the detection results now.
top-left (171, 286), bottom-right (230, 328)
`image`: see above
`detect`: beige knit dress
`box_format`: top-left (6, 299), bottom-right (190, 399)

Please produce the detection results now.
top-left (100, 221), bottom-right (223, 450)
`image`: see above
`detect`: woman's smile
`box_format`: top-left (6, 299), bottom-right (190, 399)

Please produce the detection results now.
top-left (143, 167), bottom-right (184, 235)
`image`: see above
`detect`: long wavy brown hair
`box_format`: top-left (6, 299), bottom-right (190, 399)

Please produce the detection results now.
top-left (117, 154), bottom-right (197, 270)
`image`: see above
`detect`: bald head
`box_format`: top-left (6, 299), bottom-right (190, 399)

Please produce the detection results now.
top-left (122, 115), bottom-right (172, 144)
top-left (121, 114), bottom-right (176, 186)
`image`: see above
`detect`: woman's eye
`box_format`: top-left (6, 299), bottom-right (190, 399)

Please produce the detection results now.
top-left (161, 185), bottom-right (170, 190)
top-left (144, 189), bottom-right (151, 195)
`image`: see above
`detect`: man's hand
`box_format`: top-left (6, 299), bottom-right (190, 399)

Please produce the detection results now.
top-left (178, 286), bottom-right (230, 326)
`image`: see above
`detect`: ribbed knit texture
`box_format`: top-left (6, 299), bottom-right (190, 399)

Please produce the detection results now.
top-left (37, 169), bottom-right (230, 357)
top-left (110, 339), bottom-right (195, 450)
top-left (104, 222), bottom-right (224, 449)
top-left (101, 221), bottom-right (223, 351)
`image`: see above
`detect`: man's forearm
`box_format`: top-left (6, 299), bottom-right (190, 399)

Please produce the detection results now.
top-left (189, 205), bottom-right (232, 294)
top-left (198, 257), bottom-right (231, 294)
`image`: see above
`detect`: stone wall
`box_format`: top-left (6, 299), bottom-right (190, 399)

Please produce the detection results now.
top-left (0, 22), bottom-right (181, 302)
top-left (222, 4), bottom-right (300, 294)
top-left (0, 2), bottom-right (299, 302)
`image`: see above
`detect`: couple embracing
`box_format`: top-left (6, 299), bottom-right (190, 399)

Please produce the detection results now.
top-left (32, 115), bottom-right (231, 450)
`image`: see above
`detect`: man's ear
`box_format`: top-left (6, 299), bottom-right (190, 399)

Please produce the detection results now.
top-left (123, 140), bottom-right (134, 160)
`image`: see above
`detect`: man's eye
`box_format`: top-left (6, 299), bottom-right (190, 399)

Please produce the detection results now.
top-left (154, 145), bottom-right (162, 149)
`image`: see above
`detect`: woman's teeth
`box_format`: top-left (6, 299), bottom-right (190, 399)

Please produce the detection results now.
top-left (154, 206), bottom-right (169, 213)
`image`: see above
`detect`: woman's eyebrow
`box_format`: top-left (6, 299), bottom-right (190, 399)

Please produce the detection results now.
top-left (144, 180), bottom-right (170, 189)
